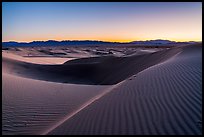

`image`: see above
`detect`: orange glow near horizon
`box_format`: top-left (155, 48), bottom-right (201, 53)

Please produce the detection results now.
top-left (2, 2), bottom-right (202, 43)
top-left (3, 37), bottom-right (202, 43)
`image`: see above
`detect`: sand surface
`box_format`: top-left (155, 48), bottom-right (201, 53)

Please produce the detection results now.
top-left (2, 44), bottom-right (202, 135)
top-left (48, 44), bottom-right (202, 135)
top-left (2, 47), bottom-right (179, 85)
top-left (2, 73), bottom-right (110, 135)
top-left (2, 52), bottom-right (75, 64)
top-left (2, 51), bottom-right (111, 135)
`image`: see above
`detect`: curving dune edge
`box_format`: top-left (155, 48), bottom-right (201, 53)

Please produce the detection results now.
top-left (2, 44), bottom-right (202, 135)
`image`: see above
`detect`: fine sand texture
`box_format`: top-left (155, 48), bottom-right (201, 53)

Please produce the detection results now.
top-left (2, 44), bottom-right (202, 135)
top-left (47, 44), bottom-right (202, 135)
top-left (2, 73), bottom-right (110, 135)
top-left (2, 51), bottom-right (111, 135)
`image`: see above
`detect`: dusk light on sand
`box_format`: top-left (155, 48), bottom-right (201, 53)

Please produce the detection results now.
top-left (2, 2), bottom-right (202, 135)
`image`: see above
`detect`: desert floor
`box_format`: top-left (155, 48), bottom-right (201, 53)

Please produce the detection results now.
top-left (2, 44), bottom-right (202, 135)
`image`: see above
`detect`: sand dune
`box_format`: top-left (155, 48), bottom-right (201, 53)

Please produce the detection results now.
top-left (2, 46), bottom-right (181, 85)
top-left (2, 44), bottom-right (202, 135)
top-left (47, 44), bottom-right (202, 135)
top-left (2, 50), bottom-right (111, 135)
top-left (2, 73), bottom-right (110, 135)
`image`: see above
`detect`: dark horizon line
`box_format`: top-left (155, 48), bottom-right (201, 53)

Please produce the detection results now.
top-left (2, 39), bottom-right (202, 43)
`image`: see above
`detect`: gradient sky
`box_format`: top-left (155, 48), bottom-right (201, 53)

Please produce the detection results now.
top-left (2, 2), bottom-right (202, 42)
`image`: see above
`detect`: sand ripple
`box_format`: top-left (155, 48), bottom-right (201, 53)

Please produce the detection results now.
top-left (48, 45), bottom-right (202, 135)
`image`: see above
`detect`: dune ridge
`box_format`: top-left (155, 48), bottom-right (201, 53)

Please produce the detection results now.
top-left (41, 81), bottom-right (124, 135)
top-left (2, 73), bottom-right (110, 135)
top-left (2, 44), bottom-right (202, 135)
top-left (47, 44), bottom-right (202, 135)
top-left (2, 46), bottom-right (181, 85)
top-left (3, 46), bottom-right (172, 135)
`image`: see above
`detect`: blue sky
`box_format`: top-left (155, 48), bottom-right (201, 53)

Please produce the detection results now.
top-left (2, 2), bottom-right (202, 42)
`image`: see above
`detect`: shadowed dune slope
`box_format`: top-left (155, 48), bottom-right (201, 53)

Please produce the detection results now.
top-left (48, 44), bottom-right (202, 135)
top-left (2, 46), bottom-right (182, 85)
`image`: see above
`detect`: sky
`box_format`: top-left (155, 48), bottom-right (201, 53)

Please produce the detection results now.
top-left (2, 2), bottom-right (202, 42)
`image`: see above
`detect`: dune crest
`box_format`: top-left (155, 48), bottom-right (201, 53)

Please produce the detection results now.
top-left (2, 44), bottom-right (202, 135)
top-left (2, 46), bottom-right (181, 85)
top-left (47, 44), bottom-right (202, 135)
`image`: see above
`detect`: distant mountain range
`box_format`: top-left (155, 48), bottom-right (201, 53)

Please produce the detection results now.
top-left (2, 39), bottom-right (199, 47)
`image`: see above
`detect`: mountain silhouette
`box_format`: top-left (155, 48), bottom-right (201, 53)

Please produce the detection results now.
top-left (2, 39), bottom-right (198, 47)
